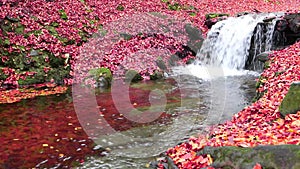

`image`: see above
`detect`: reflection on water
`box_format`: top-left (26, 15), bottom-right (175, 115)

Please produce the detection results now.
top-left (0, 71), bottom-right (257, 168)
top-left (80, 73), bottom-right (258, 169)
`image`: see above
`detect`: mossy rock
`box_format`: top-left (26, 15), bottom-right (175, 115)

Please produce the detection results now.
top-left (88, 67), bottom-right (112, 87)
top-left (18, 69), bottom-right (46, 86)
top-left (125, 69), bottom-right (143, 83)
top-left (205, 13), bottom-right (230, 19)
top-left (279, 82), bottom-right (300, 117)
top-left (120, 33), bottom-right (132, 40)
top-left (197, 144), bottom-right (300, 169)
top-left (150, 70), bottom-right (164, 80)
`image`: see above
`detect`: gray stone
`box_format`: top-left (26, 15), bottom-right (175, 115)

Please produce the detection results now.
top-left (256, 52), bottom-right (270, 62)
top-left (30, 50), bottom-right (38, 56)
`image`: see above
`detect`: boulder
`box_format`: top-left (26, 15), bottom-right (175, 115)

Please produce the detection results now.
top-left (279, 81), bottom-right (300, 117)
top-left (88, 67), bottom-right (112, 88)
top-left (197, 144), bottom-right (300, 169)
top-left (125, 69), bottom-right (143, 83)
top-left (256, 52), bottom-right (270, 62)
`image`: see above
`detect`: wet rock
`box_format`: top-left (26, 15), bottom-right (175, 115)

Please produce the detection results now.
top-left (88, 67), bottom-right (112, 88)
top-left (125, 69), bottom-right (143, 82)
top-left (150, 156), bottom-right (179, 169)
top-left (285, 13), bottom-right (300, 34)
top-left (156, 58), bottom-right (168, 71)
top-left (197, 144), bottom-right (300, 169)
top-left (175, 45), bottom-right (196, 59)
top-left (235, 12), bottom-right (250, 17)
top-left (150, 70), bottom-right (164, 80)
top-left (204, 13), bottom-right (229, 28)
top-left (247, 12), bottom-right (300, 71)
top-left (256, 52), bottom-right (270, 62)
top-left (279, 81), bottom-right (300, 117)
top-left (263, 16), bottom-right (276, 22)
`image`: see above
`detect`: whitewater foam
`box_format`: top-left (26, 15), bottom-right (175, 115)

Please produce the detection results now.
top-left (181, 13), bottom-right (283, 80)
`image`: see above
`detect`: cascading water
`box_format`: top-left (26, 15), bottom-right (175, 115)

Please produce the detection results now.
top-left (247, 16), bottom-right (283, 70)
top-left (194, 13), bottom-right (283, 74)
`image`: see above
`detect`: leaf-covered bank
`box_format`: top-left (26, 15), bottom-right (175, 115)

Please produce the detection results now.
top-left (156, 41), bottom-right (300, 169)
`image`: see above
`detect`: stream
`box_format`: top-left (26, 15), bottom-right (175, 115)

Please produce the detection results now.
top-left (79, 68), bottom-right (258, 169)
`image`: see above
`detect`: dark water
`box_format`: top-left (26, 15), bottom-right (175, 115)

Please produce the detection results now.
top-left (0, 71), bottom-right (257, 168)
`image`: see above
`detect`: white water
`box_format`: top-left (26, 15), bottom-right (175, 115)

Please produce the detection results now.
top-left (184, 13), bottom-right (283, 80)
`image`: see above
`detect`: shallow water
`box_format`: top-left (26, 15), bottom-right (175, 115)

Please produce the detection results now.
top-left (0, 68), bottom-right (257, 168)
top-left (79, 71), bottom-right (258, 169)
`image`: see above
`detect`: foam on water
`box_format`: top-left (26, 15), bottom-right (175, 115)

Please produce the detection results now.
top-left (172, 65), bottom-right (260, 81)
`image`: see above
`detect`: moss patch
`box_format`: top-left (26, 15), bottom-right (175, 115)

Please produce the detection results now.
top-left (279, 82), bottom-right (300, 117)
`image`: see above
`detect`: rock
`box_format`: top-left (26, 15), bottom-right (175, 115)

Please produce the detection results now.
top-left (155, 58), bottom-right (168, 71)
top-left (247, 12), bottom-right (300, 71)
top-left (150, 156), bottom-right (179, 169)
top-left (30, 50), bottom-right (39, 56)
top-left (235, 12), bottom-right (250, 17)
top-left (88, 67), bottom-right (112, 88)
top-left (205, 13), bottom-right (230, 20)
top-left (256, 52), bottom-right (270, 62)
top-left (150, 70), bottom-right (164, 80)
top-left (279, 81), bottom-right (300, 117)
top-left (187, 40), bottom-right (202, 54)
top-left (263, 16), bottom-right (276, 22)
top-left (197, 144), bottom-right (300, 169)
top-left (204, 13), bottom-right (229, 28)
top-left (184, 24), bottom-right (203, 41)
top-left (184, 24), bottom-right (203, 54)
top-left (285, 13), bottom-right (300, 34)
top-left (125, 69), bottom-right (143, 82)
top-left (275, 19), bottom-right (288, 31)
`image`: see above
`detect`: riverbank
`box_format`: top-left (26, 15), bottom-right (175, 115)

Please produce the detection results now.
top-left (156, 41), bottom-right (300, 168)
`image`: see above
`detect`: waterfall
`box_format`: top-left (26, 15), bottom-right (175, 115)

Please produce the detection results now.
top-left (248, 16), bottom-right (282, 70)
top-left (196, 13), bottom-right (282, 71)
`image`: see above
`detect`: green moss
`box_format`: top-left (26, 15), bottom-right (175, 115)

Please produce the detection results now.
top-left (150, 71), bottom-right (164, 80)
top-left (24, 30), bottom-right (43, 38)
top-left (51, 22), bottom-right (60, 27)
top-left (18, 69), bottom-right (46, 86)
top-left (205, 13), bottom-right (230, 19)
top-left (18, 76), bottom-right (44, 86)
top-left (45, 26), bottom-right (58, 37)
top-left (197, 145), bottom-right (300, 169)
top-left (58, 9), bottom-right (68, 20)
top-left (3, 38), bottom-right (10, 46)
top-left (46, 67), bottom-right (70, 84)
top-left (264, 60), bottom-right (270, 69)
top-left (279, 82), bottom-right (300, 116)
top-left (120, 33), bottom-right (132, 40)
top-left (14, 23), bottom-right (24, 34)
top-left (88, 67), bottom-right (112, 85)
top-left (0, 69), bottom-right (8, 80)
top-left (116, 4), bottom-right (125, 11)
top-left (168, 3), bottom-right (181, 11)
top-left (189, 12), bottom-right (197, 16)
